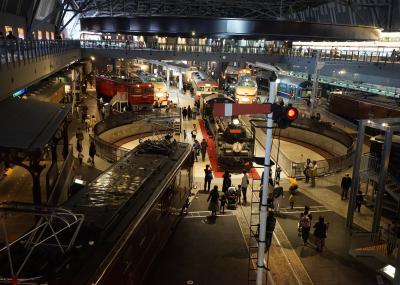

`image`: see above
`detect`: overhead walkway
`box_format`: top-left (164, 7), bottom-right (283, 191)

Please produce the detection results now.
top-left (81, 40), bottom-right (400, 88)
top-left (80, 40), bottom-right (283, 63)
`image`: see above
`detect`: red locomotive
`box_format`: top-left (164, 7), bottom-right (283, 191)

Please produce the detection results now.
top-left (96, 75), bottom-right (155, 110)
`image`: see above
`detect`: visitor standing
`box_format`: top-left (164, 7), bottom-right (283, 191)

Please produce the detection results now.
top-left (182, 107), bottom-right (188, 120)
top-left (193, 140), bottom-right (200, 162)
top-left (220, 194), bottom-right (227, 214)
top-left (241, 171), bottom-right (249, 205)
top-left (313, 216), bottom-right (328, 252)
top-left (341, 173), bottom-right (352, 200)
top-left (191, 124), bottom-right (197, 141)
top-left (222, 170), bottom-right (232, 194)
top-left (89, 141), bottom-right (96, 166)
top-left (272, 184), bottom-right (284, 213)
top-left (275, 165), bottom-right (282, 182)
top-left (299, 206), bottom-right (312, 245)
top-left (187, 106), bottom-right (192, 120)
top-left (85, 115), bottom-right (91, 132)
top-left (207, 185), bottom-right (219, 216)
top-left (304, 158), bottom-right (311, 183)
top-left (289, 193), bottom-right (295, 209)
top-left (204, 164), bottom-right (213, 192)
top-left (311, 161), bottom-right (318, 187)
top-left (355, 190), bottom-right (364, 213)
top-left (90, 115), bottom-right (97, 133)
top-left (200, 139), bottom-right (208, 161)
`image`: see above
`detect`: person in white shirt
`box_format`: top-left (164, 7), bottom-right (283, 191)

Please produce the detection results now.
top-left (241, 171), bottom-right (249, 205)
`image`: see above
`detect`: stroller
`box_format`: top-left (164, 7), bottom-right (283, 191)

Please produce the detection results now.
top-left (226, 186), bottom-right (238, 209)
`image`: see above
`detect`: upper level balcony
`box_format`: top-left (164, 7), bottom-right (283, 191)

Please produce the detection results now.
top-left (0, 40), bottom-right (81, 101)
top-left (80, 40), bottom-right (400, 65)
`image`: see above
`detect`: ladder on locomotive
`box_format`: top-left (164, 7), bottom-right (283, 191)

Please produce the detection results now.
top-left (247, 166), bottom-right (263, 285)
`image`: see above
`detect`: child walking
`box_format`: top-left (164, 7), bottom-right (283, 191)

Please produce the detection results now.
top-left (220, 194), bottom-right (227, 214)
top-left (289, 193), bottom-right (295, 209)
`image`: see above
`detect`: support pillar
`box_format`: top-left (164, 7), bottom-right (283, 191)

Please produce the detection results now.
top-left (178, 72), bottom-right (183, 92)
top-left (217, 61), bottom-right (228, 89)
top-left (257, 72), bottom-right (278, 285)
top-left (166, 68), bottom-right (170, 88)
top-left (28, 154), bottom-right (45, 206)
top-left (394, 239), bottom-right (400, 283)
top-left (311, 50), bottom-right (322, 117)
top-left (346, 120), bottom-right (365, 228)
top-left (372, 128), bottom-right (393, 232)
top-left (51, 143), bottom-right (58, 163)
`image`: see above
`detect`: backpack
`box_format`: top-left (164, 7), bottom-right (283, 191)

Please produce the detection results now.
top-left (206, 170), bottom-right (213, 180)
top-left (300, 215), bottom-right (311, 228)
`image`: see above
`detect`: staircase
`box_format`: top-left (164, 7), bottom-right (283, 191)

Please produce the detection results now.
top-left (110, 91), bottom-right (129, 113)
top-left (350, 229), bottom-right (400, 266)
top-left (360, 154), bottom-right (400, 217)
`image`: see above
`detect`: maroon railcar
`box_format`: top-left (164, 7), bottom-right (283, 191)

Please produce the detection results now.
top-left (96, 75), bottom-right (155, 109)
top-left (329, 93), bottom-right (400, 122)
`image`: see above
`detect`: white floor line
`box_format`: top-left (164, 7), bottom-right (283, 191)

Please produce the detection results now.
top-left (272, 223), bottom-right (308, 285)
top-left (184, 213), bottom-right (235, 219)
top-left (279, 210), bottom-right (332, 214)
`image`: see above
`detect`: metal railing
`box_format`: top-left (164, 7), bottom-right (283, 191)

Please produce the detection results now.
top-left (0, 39), bottom-right (80, 66)
top-left (92, 108), bottom-right (181, 162)
top-left (251, 117), bottom-right (355, 178)
top-left (80, 40), bottom-right (400, 64)
top-left (0, 39), bottom-right (397, 66)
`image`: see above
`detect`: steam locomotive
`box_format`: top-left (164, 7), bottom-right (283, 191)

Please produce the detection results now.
top-left (201, 93), bottom-right (254, 172)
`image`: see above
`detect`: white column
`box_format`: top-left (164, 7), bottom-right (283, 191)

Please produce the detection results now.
top-left (257, 72), bottom-right (278, 285)
top-left (178, 72), bottom-right (183, 92)
top-left (166, 68), bottom-right (170, 88)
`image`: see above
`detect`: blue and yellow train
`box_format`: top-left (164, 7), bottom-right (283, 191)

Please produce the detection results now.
top-left (277, 76), bottom-right (313, 100)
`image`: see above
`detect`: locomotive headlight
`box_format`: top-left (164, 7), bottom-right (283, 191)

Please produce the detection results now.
top-left (242, 97), bottom-right (250, 102)
top-left (156, 92), bottom-right (164, 98)
top-left (232, 118), bottom-right (240, 125)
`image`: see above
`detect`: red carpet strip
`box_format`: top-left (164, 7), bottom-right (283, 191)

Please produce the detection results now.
top-left (198, 118), bottom-right (260, 179)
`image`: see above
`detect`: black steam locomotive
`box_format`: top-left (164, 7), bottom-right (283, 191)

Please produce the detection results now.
top-left (201, 93), bottom-right (254, 172)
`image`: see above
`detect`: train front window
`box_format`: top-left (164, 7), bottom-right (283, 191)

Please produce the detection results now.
top-left (278, 83), bottom-right (287, 93)
top-left (144, 88), bottom-right (153, 94)
top-left (238, 81), bottom-right (256, 87)
top-left (150, 78), bottom-right (163, 82)
top-left (197, 87), bottom-right (204, 91)
top-left (212, 87), bottom-right (218, 92)
top-left (301, 90), bottom-right (312, 98)
top-left (133, 88), bottom-right (142, 94)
